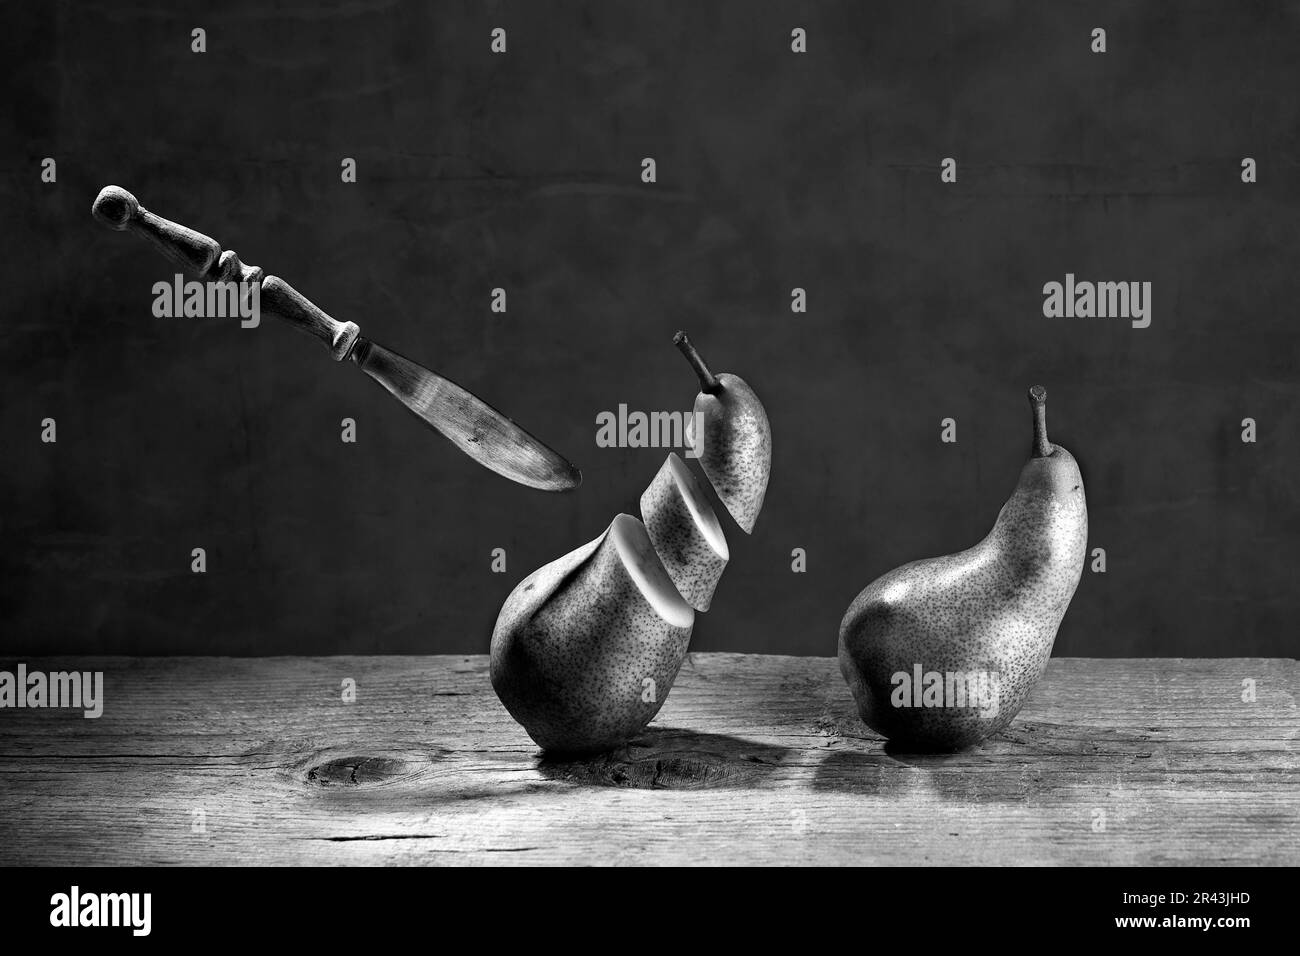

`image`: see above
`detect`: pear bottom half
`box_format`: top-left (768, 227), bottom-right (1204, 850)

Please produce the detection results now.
top-left (490, 514), bottom-right (695, 755)
top-left (838, 446), bottom-right (1087, 751)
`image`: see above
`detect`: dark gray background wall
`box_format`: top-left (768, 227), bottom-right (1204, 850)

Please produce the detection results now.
top-left (2, 1), bottom-right (1296, 657)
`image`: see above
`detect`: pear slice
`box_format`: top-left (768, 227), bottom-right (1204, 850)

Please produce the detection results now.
top-left (490, 514), bottom-right (695, 754)
top-left (640, 452), bottom-right (729, 611)
top-left (675, 332), bottom-right (772, 534)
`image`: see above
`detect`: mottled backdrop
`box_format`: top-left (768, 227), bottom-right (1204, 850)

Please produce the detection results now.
top-left (1, 1), bottom-right (1296, 656)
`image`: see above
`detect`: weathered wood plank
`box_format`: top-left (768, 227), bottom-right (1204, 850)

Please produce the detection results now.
top-left (0, 655), bottom-right (1295, 865)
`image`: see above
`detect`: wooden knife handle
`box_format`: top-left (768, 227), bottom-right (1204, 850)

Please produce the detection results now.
top-left (260, 276), bottom-right (360, 361)
top-left (92, 185), bottom-right (358, 361)
top-left (92, 184), bottom-right (215, 273)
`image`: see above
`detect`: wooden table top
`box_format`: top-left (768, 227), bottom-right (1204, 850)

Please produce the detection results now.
top-left (1, 654), bottom-right (1295, 866)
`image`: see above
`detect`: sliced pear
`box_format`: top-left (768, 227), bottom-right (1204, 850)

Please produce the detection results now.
top-left (493, 534), bottom-right (604, 637)
top-left (489, 514), bottom-right (694, 754)
top-left (675, 332), bottom-right (772, 534)
top-left (640, 452), bottom-right (729, 611)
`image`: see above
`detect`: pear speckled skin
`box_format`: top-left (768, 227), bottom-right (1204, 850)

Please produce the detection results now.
top-left (839, 395), bottom-right (1088, 751)
top-left (689, 373), bottom-right (772, 534)
top-left (490, 515), bottom-right (695, 755)
top-left (640, 453), bottom-right (729, 611)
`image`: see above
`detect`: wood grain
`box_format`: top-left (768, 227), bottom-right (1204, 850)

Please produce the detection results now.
top-left (259, 275), bottom-right (360, 361)
top-left (0, 655), bottom-right (1295, 865)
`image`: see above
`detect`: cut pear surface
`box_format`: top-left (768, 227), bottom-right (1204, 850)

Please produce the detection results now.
top-left (667, 454), bottom-right (729, 558)
top-left (640, 453), bottom-right (729, 611)
top-left (610, 513), bottom-right (696, 628)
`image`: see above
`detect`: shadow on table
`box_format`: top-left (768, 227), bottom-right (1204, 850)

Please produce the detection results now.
top-left (536, 726), bottom-right (796, 790)
top-left (808, 706), bottom-right (1040, 804)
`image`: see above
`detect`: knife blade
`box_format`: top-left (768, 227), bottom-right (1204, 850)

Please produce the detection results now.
top-left (91, 185), bottom-right (582, 492)
top-left (350, 338), bottom-right (582, 491)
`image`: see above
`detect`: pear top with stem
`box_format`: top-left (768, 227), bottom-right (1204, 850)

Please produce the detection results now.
top-left (673, 331), bottom-right (722, 395)
top-left (1029, 385), bottom-right (1054, 459)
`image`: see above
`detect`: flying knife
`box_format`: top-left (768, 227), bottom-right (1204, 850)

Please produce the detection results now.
top-left (91, 185), bottom-right (581, 492)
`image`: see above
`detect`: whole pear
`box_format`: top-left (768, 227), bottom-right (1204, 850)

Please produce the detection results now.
top-left (674, 331), bottom-right (771, 534)
top-left (838, 387), bottom-right (1088, 750)
top-left (490, 513), bottom-right (695, 754)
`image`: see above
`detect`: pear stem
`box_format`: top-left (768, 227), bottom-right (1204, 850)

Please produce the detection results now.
top-left (1029, 385), bottom-right (1053, 458)
top-left (673, 331), bottom-right (721, 394)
